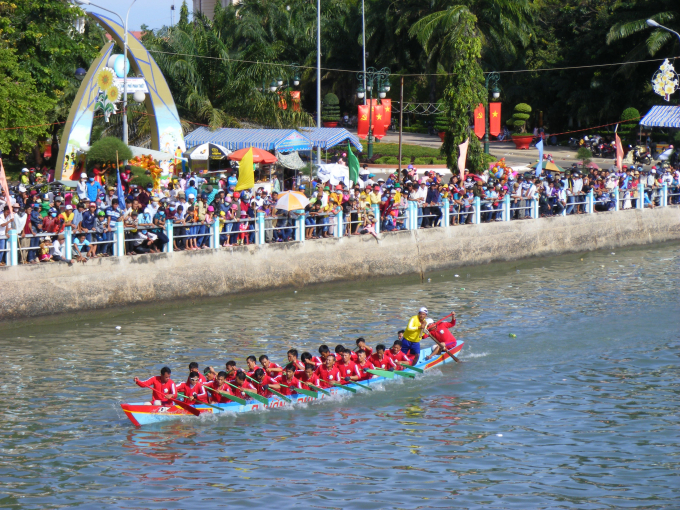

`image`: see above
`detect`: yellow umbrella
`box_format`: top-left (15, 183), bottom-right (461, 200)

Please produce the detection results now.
top-left (275, 191), bottom-right (309, 211)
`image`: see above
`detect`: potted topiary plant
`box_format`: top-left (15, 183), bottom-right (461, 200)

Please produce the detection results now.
top-left (322, 92), bottom-right (341, 127)
top-left (434, 100), bottom-right (448, 142)
top-left (507, 103), bottom-right (533, 149)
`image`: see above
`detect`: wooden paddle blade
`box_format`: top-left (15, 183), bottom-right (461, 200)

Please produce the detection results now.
top-left (394, 371), bottom-right (416, 378)
top-left (304, 383), bottom-right (331, 396)
top-left (168, 397), bottom-right (201, 416)
top-left (179, 393), bottom-right (222, 412)
top-left (366, 369), bottom-right (395, 379)
top-left (330, 382), bottom-right (357, 393)
top-left (293, 388), bottom-right (318, 398)
top-left (242, 389), bottom-right (271, 405)
top-left (204, 387), bottom-right (247, 406)
top-left (268, 388), bottom-right (292, 403)
top-left (351, 380), bottom-right (373, 391)
top-left (399, 362), bottom-right (424, 373)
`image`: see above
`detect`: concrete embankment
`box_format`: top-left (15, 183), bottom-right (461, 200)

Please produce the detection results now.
top-left (1, 206), bottom-right (679, 322)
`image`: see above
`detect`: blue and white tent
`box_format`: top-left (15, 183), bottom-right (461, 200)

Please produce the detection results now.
top-left (185, 127), bottom-right (313, 152)
top-left (640, 105), bottom-right (680, 128)
top-left (297, 127), bottom-right (363, 152)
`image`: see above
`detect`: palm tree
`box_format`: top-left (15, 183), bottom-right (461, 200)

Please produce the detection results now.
top-left (607, 1), bottom-right (679, 57)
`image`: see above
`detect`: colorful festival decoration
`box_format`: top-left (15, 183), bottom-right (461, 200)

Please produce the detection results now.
top-left (488, 157), bottom-right (510, 180)
top-left (652, 59), bottom-right (679, 101)
top-left (93, 67), bottom-right (121, 122)
top-left (130, 154), bottom-right (163, 191)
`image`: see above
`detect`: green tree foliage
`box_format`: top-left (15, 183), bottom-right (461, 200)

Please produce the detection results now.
top-left (322, 93), bottom-right (340, 122)
top-left (86, 137), bottom-right (132, 167)
top-left (0, 45), bottom-right (56, 156)
top-left (437, 12), bottom-right (487, 171)
top-left (621, 107), bottom-right (640, 123)
top-left (577, 147), bottom-right (593, 165)
top-left (607, 0), bottom-right (679, 57)
top-left (507, 103), bottom-right (532, 133)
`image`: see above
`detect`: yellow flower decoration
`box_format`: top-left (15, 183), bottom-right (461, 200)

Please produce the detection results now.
top-left (106, 85), bottom-right (121, 102)
top-left (97, 67), bottom-right (115, 90)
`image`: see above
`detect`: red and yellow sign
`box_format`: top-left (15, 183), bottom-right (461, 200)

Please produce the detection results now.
top-left (489, 102), bottom-right (501, 137)
top-left (473, 103), bottom-right (485, 139)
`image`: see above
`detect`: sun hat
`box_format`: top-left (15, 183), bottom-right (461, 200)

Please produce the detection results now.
top-left (80, 172), bottom-right (87, 179)
top-left (207, 206), bottom-right (214, 212)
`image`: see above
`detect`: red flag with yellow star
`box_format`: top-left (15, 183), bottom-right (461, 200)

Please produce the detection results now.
top-left (381, 98), bottom-right (392, 131)
top-left (489, 102), bottom-right (501, 136)
top-left (474, 103), bottom-right (485, 139)
top-left (372, 104), bottom-right (386, 139)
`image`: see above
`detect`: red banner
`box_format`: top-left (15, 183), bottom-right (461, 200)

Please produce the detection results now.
top-left (489, 102), bottom-right (501, 137)
top-left (474, 103), bottom-right (485, 139)
top-left (357, 105), bottom-right (370, 139)
top-left (372, 104), bottom-right (386, 139)
top-left (381, 98), bottom-right (392, 131)
top-left (278, 91), bottom-right (301, 111)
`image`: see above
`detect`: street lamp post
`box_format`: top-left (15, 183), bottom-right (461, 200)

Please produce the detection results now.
top-left (646, 19), bottom-right (680, 48)
top-left (76, 0), bottom-right (137, 148)
top-left (483, 72), bottom-right (500, 155)
top-left (357, 67), bottom-right (390, 159)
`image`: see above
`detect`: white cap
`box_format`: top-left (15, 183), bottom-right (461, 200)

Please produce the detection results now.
top-left (425, 318), bottom-right (434, 325)
top-left (65, 204), bottom-right (73, 210)
top-left (81, 172), bottom-right (87, 179)
top-left (21, 168), bottom-right (29, 173)
top-left (188, 193), bottom-right (195, 199)
top-left (419, 307), bottom-right (428, 314)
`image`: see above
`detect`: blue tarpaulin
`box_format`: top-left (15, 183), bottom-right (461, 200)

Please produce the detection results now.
top-left (640, 105), bottom-right (680, 128)
top-left (297, 128), bottom-right (363, 152)
top-left (185, 127), bottom-right (313, 152)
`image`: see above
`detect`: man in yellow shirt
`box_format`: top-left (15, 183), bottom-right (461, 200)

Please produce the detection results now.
top-left (402, 307), bottom-right (429, 364)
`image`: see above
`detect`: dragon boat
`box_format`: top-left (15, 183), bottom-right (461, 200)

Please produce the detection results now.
top-left (121, 340), bottom-right (463, 427)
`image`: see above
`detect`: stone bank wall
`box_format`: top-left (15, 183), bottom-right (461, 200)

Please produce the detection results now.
top-left (1, 207), bottom-right (679, 322)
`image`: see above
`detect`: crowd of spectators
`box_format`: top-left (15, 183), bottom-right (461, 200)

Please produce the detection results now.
top-left (1, 159), bottom-right (679, 267)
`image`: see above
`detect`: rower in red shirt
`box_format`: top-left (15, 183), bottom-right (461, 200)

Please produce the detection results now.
top-left (245, 356), bottom-right (259, 377)
top-left (299, 363), bottom-right (322, 390)
top-left (259, 355), bottom-right (283, 378)
top-left (286, 349), bottom-right (306, 371)
top-left (386, 340), bottom-right (412, 369)
top-left (369, 344), bottom-right (396, 371)
top-left (313, 345), bottom-right (332, 366)
top-left (423, 312), bottom-right (458, 361)
top-left (203, 366), bottom-right (216, 384)
top-left (355, 337), bottom-right (373, 358)
top-left (225, 360), bottom-right (238, 382)
top-left (275, 364), bottom-right (303, 396)
top-left (205, 371), bottom-right (234, 404)
top-left (188, 362), bottom-right (207, 384)
top-left (355, 349), bottom-right (376, 381)
top-left (230, 371), bottom-right (257, 400)
top-left (334, 344), bottom-right (346, 361)
top-left (314, 355), bottom-right (341, 389)
top-left (251, 368), bottom-right (281, 398)
top-left (335, 349), bottom-right (361, 384)
top-left (176, 371), bottom-right (207, 403)
top-left (134, 367), bottom-right (177, 405)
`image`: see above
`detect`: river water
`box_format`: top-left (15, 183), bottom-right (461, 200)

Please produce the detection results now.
top-left (1, 244), bottom-right (679, 509)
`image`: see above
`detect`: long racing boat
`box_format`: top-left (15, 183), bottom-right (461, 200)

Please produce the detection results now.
top-left (121, 340), bottom-right (463, 427)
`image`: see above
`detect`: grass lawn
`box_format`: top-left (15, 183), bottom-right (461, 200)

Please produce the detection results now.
top-left (369, 143), bottom-right (443, 159)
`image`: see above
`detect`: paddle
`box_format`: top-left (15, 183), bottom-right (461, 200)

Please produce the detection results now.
top-left (224, 381), bottom-right (270, 406)
top-left (322, 379), bottom-right (357, 393)
top-left (245, 375), bottom-right (292, 403)
top-left (278, 382), bottom-right (319, 399)
top-left (366, 368), bottom-right (395, 379)
top-left (299, 380), bottom-right (331, 396)
top-left (178, 392), bottom-right (224, 412)
top-left (344, 378), bottom-right (372, 391)
top-left (139, 386), bottom-right (200, 416)
top-left (370, 367), bottom-right (415, 378)
top-left (399, 362), bottom-right (424, 373)
top-left (426, 312), bottom-right (461, 363)
top-left (204, 385), bottom-right (247, 405)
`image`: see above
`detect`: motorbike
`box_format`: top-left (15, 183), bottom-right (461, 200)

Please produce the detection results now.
top-left (632, 145), bottom-right (652, 165)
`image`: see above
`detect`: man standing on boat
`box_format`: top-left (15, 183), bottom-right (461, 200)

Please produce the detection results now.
top-left (424, 312), bottom-right (460, 362)
top-left (402, 307), bottom-right (430, 364)
top-left (134, 367), bottom-right (177, 405)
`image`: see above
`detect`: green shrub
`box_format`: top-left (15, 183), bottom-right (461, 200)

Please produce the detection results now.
top-left (322, 92), bottom-right (340, 122)
top-left (86, 137), bottom-right (132, 168)
top-left (434, 100), bottom-right (448, 132)
top-left (130, 165), bottom-right (153, 187)
top-left (577, 147), bottom-right (593, 165)
top-left (375, 156), bottom-right (410, 165)
top-left (506, 103), bottom-right (532, 133)
top-left (621, 107), bottom-right (640, 124)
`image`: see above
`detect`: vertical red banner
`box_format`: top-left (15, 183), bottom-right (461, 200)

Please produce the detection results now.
top-left (474, 103), bottom-right (485, 139)
top-left (291, 91), bottom-right (300, 112)
top-left (357, 105), bottom-right (369, 139)
top-left (381, 98), bottom-right (392, 131)
top-left (372, 105), bottom-right (386, 139)
top-left (489, 102), bottom-right (501, 136)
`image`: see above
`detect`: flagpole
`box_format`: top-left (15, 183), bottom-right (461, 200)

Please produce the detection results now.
top-left (398, 76), bottom-right (404, 182)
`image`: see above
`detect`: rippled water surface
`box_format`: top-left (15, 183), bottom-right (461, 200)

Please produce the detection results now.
top-left (1, 244), bottom-right (679, 509)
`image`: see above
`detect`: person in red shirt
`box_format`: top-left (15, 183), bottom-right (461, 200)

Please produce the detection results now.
top-left (205, 371), bottom-right (234, 404)
top-left (230, 371), bottom-right (257, 400)
top-left (369, 344), bottom-right (396, 371)
top-left (387, 340), bottom-right (412, 368)
top-left (203, 366), bottom-right (216, 384)
top-left (188, 362), bottom-right (207, 384)
top-left (299, 363), bottom-right (322, 390)
top-left (245, 356), bottom-right (259, 376)
top-left (315, 355), bottom-right (341, 389)
top-left (176, 371), bottom-right (207, 403)
top-left (313, 345), bottom-right (332, 366)
top-left (424, 312), bottom-right (458, 361)
top-left (259, 355), bottom-right (283, 378)
top-left (297, 352), bottom-right (316, 376)
top-left (335, 349), bottom-right (361, 384)
top-left (134, 367), bottom-right (177, 404)
top-left (224, 360), bottom-right (238, 382)
top-left (355, 337), bottom-right (373, 358)
top-left (251, 368), bottom-right (281, 398)
top-left (275, 364), bottom-right (303, 396)
top-left (286, 349), bottom-right (305, 371)
top-left (356, 349), bottom-right (376, 381)
top-left (334, 344), bottom-right (346, 361)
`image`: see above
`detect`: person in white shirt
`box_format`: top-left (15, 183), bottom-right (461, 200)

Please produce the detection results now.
top-left (76, 173), bottom-right (88, 201)
top-left (523, 179), bottom-right (537, 218)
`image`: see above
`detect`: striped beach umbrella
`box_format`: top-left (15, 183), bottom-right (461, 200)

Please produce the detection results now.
top-left (275, 191), bottom-right (309, 211)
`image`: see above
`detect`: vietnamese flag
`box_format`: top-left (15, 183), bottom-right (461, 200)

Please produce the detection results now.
top-left (372, 104), bottom-right (386, 139)
top-left (473, 103), bottom-right (485, 139)
top-left (358, 105), bottom-right (370, 139)
top-left (489, 103), bottom-right (501, 136)
top-left (381, 98), bottom-right (392, 131)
